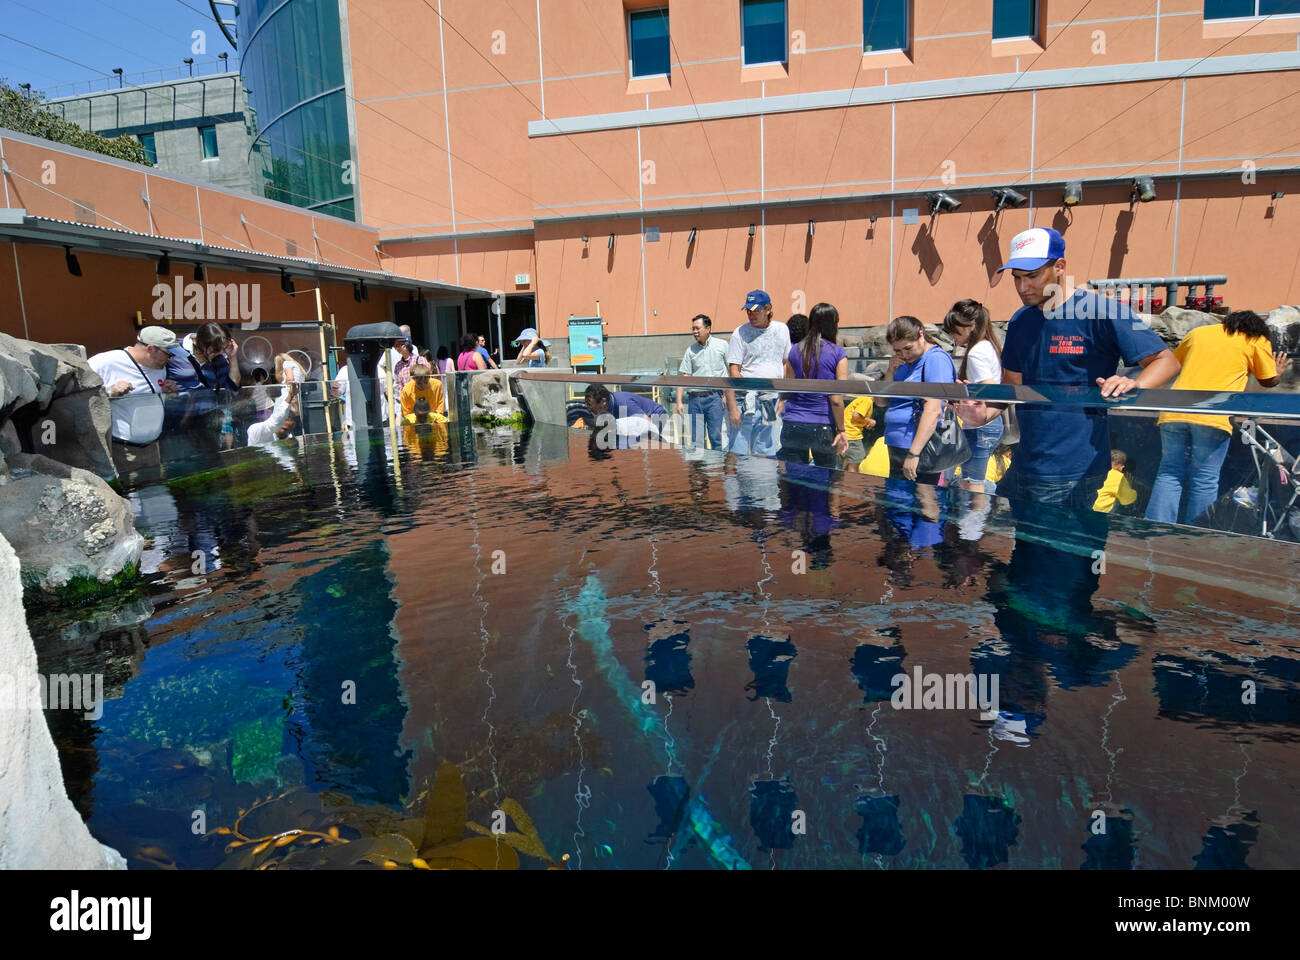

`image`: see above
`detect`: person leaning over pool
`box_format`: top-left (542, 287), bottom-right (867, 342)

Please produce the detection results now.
top-left (878, 315), bottom-right (956, 486)
top-left (954, 227), bottom-right (1179, 515)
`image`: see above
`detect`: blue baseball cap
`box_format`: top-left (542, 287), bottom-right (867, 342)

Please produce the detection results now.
top-left (743, 289), bottom-right (772, 311)
top-left (999, 227), bottom-right (1066, 272)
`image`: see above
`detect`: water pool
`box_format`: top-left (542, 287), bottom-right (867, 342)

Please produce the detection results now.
top-left (31, 422), bottom-right (1300, 869)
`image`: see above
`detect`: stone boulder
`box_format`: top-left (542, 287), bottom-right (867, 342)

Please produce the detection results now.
top-left (471, 370), bottom-right (522, 422)
top-left (0, 452), bottom-right (143, 597)
top-left (1155, 306), bottom-right (1219, 344)
top-left (0, 532), bottom-right (126, 869)
top-left (0, 333), bottom-right (114, 480)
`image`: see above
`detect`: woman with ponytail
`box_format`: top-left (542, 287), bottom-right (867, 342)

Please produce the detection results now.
top-left (780, 302), bottom-right (848, 466)
top-left (942, 299), bottom-right (1004, 491)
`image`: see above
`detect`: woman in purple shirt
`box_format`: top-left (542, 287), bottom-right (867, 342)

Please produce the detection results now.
top-left (779, 302), bottom-right (848, 466)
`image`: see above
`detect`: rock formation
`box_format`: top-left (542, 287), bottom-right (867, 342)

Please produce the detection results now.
top-left (471, 370), bottom-right (522, 422)
top-left (0, 335), bottom-right (143, 597)
top-left (0, 532), bottom-right (126, 869)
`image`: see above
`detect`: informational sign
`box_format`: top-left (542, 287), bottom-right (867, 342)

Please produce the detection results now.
top-left (568, 317), bottom-right (604, 369)
top-left (645, 226), bottom-right (660, 242)
top-left (514, 273), bottom-right (531, 285)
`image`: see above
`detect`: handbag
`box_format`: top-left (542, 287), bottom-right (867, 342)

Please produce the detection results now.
top-left (112, 349), bottom-right (166, 446)
top-left (913, 351), bottom-right (970, 474)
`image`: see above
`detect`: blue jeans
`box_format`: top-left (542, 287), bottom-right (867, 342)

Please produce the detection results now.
top-left (1145, 422), bottom-right (1231, 525)
top-left (687, 392), bottom-right (724, 449)
top-left (727, 399), bottom-right (782, 457)
top-left (960, 418), bottom-right (1004, 490)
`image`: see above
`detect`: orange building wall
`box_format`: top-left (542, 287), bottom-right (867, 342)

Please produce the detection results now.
top-left (342, 1), bottom-right (1300, 341)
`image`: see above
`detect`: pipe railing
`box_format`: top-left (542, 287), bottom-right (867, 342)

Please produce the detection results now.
top-left (1088, 275), bottom-right (1229, 313)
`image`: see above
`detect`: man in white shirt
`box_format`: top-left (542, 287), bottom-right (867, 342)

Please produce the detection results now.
top-left (88, 326), bottom-right (182, 444)
top-left (247, 384), bottom-right (299, 445)
top-left (88, 326), bottom-right (181, 398)
top-left (725, 290), bottom-right (790, 457)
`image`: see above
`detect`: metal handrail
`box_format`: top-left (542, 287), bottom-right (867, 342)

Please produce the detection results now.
top-left (514, 370), bottom-right (1300, 420)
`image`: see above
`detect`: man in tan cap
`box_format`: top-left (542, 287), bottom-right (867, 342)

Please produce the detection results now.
top-left (88, 326), bottom-right (182, 398)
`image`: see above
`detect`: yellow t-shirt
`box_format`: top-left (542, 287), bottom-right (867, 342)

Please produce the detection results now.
top-left (845, 396), bottom-right (874, 441)
top-left (400, 378), bottom-right (446, 420)
top-left (860, 436), bottom-right (891, 477)
top-left (1092, 468), bottom-right (1138, 513)
top-left (1158, 324), bottom-right (1276, 433)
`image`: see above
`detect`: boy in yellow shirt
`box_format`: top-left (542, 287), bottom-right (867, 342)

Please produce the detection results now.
top-left (400, 361), bottom-right (447, 422)
top-left (1093, 449), bottom-right (1138, 513)
top-left (843, 395), bottom-right (876, 469)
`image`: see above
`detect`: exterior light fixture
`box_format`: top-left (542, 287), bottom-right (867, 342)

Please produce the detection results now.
top-left (748, 224), bottom-right (756, 237)
top-left (607, 233), bottom-right (615, 249)
top-left (359, 279), bottom-right (368, 301)
top-left (581, 233), bottom-right (589, 244)
top-left (807, 220), bottom-right (815, 237)
top-left (927, 192), bottom-right (961, 215)
top-left (193, 262), bottom-right (205, 282)
top-left (869, 215), bottom-right (878, 223)
top-left (156, 251), bottom-right (170, 275)
top-left (183, 57), bottom-right (194, 76)
top-left (112, 67), bottom-right (124, 87)
top-left (1132, 177), bottom-right (1157, 203)
top-left (991, 187), bottom-right (1027, 212)
top-left (281, 269), bottom-right (295, 294)
top-left (64, 246), bottom-right (82, 277)
top-left (1271, 191), bottom-right (1285, 200)
top-left (354, 282), bottom-right (362, 303)
top-left (688, 227), bottom-right (697, 244)
top-left (1063, 180), bottom-right (1083, 207)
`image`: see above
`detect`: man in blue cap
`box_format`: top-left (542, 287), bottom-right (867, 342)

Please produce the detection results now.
top-left (725, 289), bottom-right (790, 457)
top-left (957, 227), bottom-right (1179, 514)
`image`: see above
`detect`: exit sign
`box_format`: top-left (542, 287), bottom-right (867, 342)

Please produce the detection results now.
top-left (514, 273), bottom-right (530, 285)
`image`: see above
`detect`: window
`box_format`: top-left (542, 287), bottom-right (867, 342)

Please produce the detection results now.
top-left (1204, 0), bottom-right (1300, 18)
top-left (992, 0), bottom-right (1037, 39)
top-left (139, 133), bottom-right (157, 165)
top-left (628, 8), bottom-right (670, 78)
top-left (864, 0), bottom-right (909, 52)
top-left (200, 125), bottom-right (218, 160)
top-left (742, 0), bottom-right (786, 65)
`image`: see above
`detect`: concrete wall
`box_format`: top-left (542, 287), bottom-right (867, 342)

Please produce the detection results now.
top-left (46, 74), bottom-right (253, 194)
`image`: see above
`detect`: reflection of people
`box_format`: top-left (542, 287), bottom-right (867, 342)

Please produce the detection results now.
top-left (402, 419), bottom-right (449, 458)
top-left (779, 461), bottom-right (840, 568)
top-left (726, 290), bottom-right (790, 457)
top-left (1146, 310), bottom-right (1287, 526)
top-left (780, 302), bottom-right (849, 466)
top-left (247, 383), bottom-right (298, 444)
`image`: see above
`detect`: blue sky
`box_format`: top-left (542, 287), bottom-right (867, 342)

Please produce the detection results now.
top-left (0, 0), bottom-right (237, 97)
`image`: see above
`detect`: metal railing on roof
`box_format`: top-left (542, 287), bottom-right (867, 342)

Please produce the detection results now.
top-left (37, 60), bottom-right (241, 101)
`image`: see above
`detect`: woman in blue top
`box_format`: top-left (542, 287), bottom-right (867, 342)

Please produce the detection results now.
top-left (779, 302), bottom-right (848, 467)
top-left (880, 315), bottom-right (957, 485)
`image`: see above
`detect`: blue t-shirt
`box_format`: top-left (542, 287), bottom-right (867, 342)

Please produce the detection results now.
top-left (1001, 288), bottom-right (1166, 482)
top-left (610, 390), bottom-right (665, 419)
top-left (784, 340), bottom-right (847, 424)
top-left (883, 346), bottom-right (956, 449)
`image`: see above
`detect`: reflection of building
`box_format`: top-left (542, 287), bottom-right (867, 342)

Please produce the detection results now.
top-left (45, 73), bottom-right (254, 194)
top-left (238, 0), bottom-right (357, 220)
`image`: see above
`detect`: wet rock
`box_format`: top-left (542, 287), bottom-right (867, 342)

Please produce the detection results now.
top-left (0, 532), bottom-right (126, 869)
top-left (0, 452), bottom-right (143, 596)
top-left (471, 370), bottom-right (522, 422)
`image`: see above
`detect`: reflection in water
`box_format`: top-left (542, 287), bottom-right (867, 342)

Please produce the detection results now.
top-left (36, 421), bottom-right (1300, 869)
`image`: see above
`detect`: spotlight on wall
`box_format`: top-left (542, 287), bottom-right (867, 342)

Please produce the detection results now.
top-left (607, 233), bottom-right (615, 249)
top-left (748, 223), bottom-right (756, 238)
top-left (869, 215), bottom-right (878, 224)
top-left (1132, 176), bottom-right (1157, 204)
top-left (807, 220), bottom-right (815, 237)
top-left (353, 282), bottom-right (362, 303)
top-left (193, 262), bottom-right (205, 282)
top-left (581, 233), bottom-right (589, 245)
top-left (359, 279), bottom-right (368, 301)
top-left (1271, 191), bottom-right (1285, 201)
top-left (991, 187), bottom-right (1028, 212)
top-left (64, 246), bottom-right (81, 277)
top-left (280, 269), bottom-right (295, 294)
top-left (927, 192), bottom-right (961, 216)
top-left (688, 227), bottom-right (697, 244)
top-left (156, 251), bottom-right (170, 275)
top-left (1063, 180), bottom-right (1084, 207)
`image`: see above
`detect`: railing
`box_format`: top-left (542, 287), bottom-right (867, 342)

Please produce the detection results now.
top-left (37, 60), bottom-right (240, 101)
top-left (1088, 276), bottom-right (1229, 314)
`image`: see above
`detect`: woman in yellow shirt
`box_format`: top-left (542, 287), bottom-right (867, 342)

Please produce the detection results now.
top-left (1145, 311), bottom-right (1288, 525)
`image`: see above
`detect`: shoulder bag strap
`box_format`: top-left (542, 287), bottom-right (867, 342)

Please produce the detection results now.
top-left (121, 348), bottom-right (159, 395)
